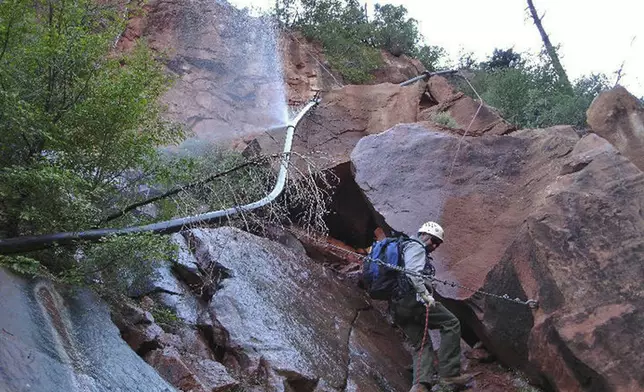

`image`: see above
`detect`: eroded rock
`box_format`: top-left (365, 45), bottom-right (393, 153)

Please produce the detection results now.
top-left (418, 76), bottom-right (515, 135)
top-left (587, 85), bottom-right (644, 172)
top-left (117, 227), bottom-right (413, 391)
top-left (351, 123), bottom-right (644, 392)
top-left (189, 227), bottom-right (412, 391)
top-left (245, 82), bottom-right (424, 174)
top-left (0, 268), bottom-right (174, 392)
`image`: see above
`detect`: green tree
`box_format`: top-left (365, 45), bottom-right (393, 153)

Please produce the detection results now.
top-left (459, 49), bottom-right (608, 128)
top-left (481, 48), bottom-right (524, 70)
top-left (414, 44), bottom-right (447, 72)
top-left (0, 0), bottom-right (181, 284)
top-left (273, 0), bottom-right (448, 83)
top-left (371, 4), bottom-right (419, 57)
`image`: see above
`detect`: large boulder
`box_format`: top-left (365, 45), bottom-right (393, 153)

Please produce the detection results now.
top-left (587, 85), bottom-right (644, 172)
top-left (369, 50), bottom-right (426, 85)
top-left (0, 268), bottom-right (175, 392)
top-left (351, 123), bottom-right (644, 392)
top-left (119, 228), bottom-right (412, 391)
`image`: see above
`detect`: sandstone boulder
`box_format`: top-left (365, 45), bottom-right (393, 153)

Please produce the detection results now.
top-left (351, 123), bottom-right (644, 392)
top-left (370, 50), bottom-right (426, 85)
top-left (280, 32), bottom-right (343, 106)
top-left (587, 85), bottom-right (644, 172)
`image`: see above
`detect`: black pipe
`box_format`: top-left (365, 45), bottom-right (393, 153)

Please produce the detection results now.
top-left (0, 99), bottom-right (319, 255)
top-left (399, 69), bottom-right (458, 87)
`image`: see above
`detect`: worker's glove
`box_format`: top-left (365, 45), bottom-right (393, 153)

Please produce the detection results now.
top-left (418, 291), bottom-right (435, 307)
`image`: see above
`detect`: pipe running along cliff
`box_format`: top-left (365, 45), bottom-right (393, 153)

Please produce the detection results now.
top-left (399, 70), bottom-right (458, 87)
top-left (0, 98), bottom-right (321, 255)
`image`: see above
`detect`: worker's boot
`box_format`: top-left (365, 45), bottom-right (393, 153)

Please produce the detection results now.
top-left (408, 383), bottom-right (430, 392)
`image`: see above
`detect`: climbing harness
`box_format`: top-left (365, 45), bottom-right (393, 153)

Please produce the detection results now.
top-left (287, 229), bottom-right (539, 309)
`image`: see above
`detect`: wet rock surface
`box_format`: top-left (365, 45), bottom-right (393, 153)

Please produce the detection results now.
top-left (351, 123), bottom-right (644, 391)
top-left (0, 268), bottom-right (175, 392)
top-left (115, 228), bottom-right (412, 391)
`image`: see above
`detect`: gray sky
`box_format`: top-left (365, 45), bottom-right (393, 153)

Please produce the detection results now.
top-left (229, 0), bottom-right (643, 96)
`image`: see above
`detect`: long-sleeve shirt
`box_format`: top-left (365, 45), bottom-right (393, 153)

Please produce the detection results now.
top-left (402, 237), bottom-right (431, 295)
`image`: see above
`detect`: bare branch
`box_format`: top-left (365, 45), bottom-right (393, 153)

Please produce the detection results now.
top-left (99, 153), bottom-right (279, 224)
top-left (526, 0), bottom-right (572, 92)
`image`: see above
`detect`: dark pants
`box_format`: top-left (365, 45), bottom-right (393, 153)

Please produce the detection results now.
top-left (391, 295), bottom-right (461, 385)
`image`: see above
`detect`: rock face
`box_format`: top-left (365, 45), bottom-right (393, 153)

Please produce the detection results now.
top-left (369, 50), bottom-right (426, 85)
top-left (351, 123), bottom-right (644, 392)
top-left (418, 76), bottom-right (515, 136)
top-left (118, 0), bottom-right (429, 145)
top-left (280, 32), bottom-right (343, 106)
top-left (246, 82), bottom-right (424, 172)
top-left (280, 35), bottom-right (426, 106)
top-left (0, 268), bottom-right (175, 392)
top-left (587, 85), bottom-right (644, 172)
top-left (117, 228), bottom-right (412, 391)
top-left (118, 0), bottom-right (290, 145)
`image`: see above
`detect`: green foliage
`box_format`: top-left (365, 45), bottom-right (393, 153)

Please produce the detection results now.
top-left (431, 111), bottom-right (459, 128)
top-left (480, 48), bottom-right (524, 70)
top-left (0, 255), bottom-right (48, 276)
top-left (414, 45), bottom-right (448, 72)
top-left (273, 0), bottom-right (447, 83)
top-left (282, 0), bottom-right (380, 84)
top-left (0, 0), bottom-right (183, 289)
top-left (105, 145), bottom-right (274, 226)
top-left (151, 305), bottom-right (183, 329)
top-left (457, 49), bottom-right (609, 129)
top-left (371, 4), bottom-right (419, 56)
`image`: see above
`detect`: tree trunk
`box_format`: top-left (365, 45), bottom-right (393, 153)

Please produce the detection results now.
top-left (526, 0), bottom-right (573, 92)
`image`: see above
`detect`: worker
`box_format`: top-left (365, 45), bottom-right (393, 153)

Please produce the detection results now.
top-left (390, 221), bottom-right (473, 391)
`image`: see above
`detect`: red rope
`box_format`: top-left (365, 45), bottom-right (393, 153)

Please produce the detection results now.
top-left (414, 303), bottom-right (431, 386)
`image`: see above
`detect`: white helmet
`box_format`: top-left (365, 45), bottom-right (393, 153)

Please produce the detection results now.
top-left (418, 221), bottom-right (444, 241)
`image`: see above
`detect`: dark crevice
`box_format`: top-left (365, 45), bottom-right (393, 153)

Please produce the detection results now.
top-left (279, 373), bottom-right (319, 392)
top-left (341, 307), bottom-right (369, 391)
top-left (559, 160), bottom-right (591, 175)
top-left (176, 231), bottom-right (233, 302)
top-left (419, 90), bottom-right (438, 109)
top-left (136, 340), bottom-right (162, 358)
top-left (129, 287), bottom-right (183, 299)
top-left (546, 320), bottom-right (609, 392)
top-left (286, 162), bottom-right (378, 249)
top-left (197, 324), bottom-right (226, 362)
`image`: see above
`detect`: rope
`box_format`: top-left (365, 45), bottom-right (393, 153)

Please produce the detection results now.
top-left (414, 304), bottom-right (431, 386)
top-left (447, 71), bottom-right (484, 178)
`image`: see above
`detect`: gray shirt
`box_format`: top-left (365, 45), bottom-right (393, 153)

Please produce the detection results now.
top-left (402, 237), bottom-right (431, 295)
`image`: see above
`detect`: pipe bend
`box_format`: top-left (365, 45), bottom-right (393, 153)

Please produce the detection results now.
top-left (0, 99), bottom-right (320, 255)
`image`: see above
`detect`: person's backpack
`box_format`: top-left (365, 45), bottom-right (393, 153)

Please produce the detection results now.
top-left (362, 235), bottom-right (422, 300)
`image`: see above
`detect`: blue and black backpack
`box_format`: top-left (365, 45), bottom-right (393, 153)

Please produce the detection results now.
top-left (362, 235), bottom-right (423, 300)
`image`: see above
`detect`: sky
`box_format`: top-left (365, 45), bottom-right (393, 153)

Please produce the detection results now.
top-left (227, 0), bottom-right (644, 97)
